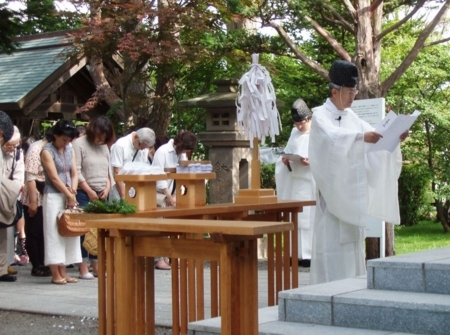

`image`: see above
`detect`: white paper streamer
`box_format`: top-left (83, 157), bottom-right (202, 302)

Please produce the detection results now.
top-left (236, 54), bottom-right (282, 148)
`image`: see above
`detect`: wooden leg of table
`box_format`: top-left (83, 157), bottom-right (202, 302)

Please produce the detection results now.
top-left (145, 257), bottom-right (155, 335)
top-left (171, 235), bottom-right (180, 335)
top-left (219, 242), bottom-right (240, 335)
top-left (210, 260), bottom-right (219, 318)
top-left (180, 255), bottom-right (188, 334)
top-left (291, 211), bottom-right (299, 288)
top-left (136, 257), bottom-right (145, 335)
top-left (114, 236), bottom-right (135, 335)
top-left (98, 229), bottom-right (106, 335)
top-left (267, 233), bottom-right (275, 306)
top-left (240, 240), bottom-right (258, 335)
top-left (188, 245), bottom-right (196, 322)
top-left (106, 235), bottom-right (115, 335)
top-left (196, 234), bottom-right (204, 321)
top-left (283, 218), bottom-right (291, 290)
top-left (275, 232), bottom-right (282, 305)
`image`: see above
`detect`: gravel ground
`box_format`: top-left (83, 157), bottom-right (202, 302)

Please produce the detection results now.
top-left (0, 310), bottom-right (173, 335)
top-left (0, 259), bottom-right (308, 334)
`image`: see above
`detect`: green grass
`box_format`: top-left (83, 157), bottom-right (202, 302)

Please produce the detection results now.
top-left (394, 220), bottom-right (450, 255)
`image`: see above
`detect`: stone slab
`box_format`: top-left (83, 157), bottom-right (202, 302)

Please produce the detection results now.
top-left (367, 246), bottom-right (450, 293)
top-left (425, 258), bottom-right (450, 295)
top-left (278, 278), bottom-right (366, 325)
top-left (334, 289), bottom-right (450, 335)
top-left (259, 321), bottom-right (413, 335)
top-left (188, 306), bottom-right (278, 335)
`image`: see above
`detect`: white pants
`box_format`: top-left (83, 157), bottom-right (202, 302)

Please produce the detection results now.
top-left (43, 193), bottom-right (82, 266)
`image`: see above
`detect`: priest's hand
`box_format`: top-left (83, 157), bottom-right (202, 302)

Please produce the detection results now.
top-left (281, 157), bottom-right (290, 165)
top-left (364, 131), bottom-right (383, 143)
top-left (300, 158), bottom-right (309, 166)
top-left (399, 131), bottom-right (409, 142)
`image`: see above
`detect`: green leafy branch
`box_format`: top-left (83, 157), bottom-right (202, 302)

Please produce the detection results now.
top-left (83, 199), bottom-right (137, 214)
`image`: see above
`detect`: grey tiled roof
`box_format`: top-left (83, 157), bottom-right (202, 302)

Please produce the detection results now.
top-left (0, 36), bottom-right (72, 105)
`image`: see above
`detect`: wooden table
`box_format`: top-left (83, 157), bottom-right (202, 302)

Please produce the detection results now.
top-left (87, 217), bottom-right (293, 335)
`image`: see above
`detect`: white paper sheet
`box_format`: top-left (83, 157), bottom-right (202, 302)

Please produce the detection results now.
top-left (365, 110), bottom-right (420, 153)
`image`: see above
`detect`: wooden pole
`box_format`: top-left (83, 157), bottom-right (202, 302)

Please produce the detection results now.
top-left (251, 138), bottom-right (260, 189)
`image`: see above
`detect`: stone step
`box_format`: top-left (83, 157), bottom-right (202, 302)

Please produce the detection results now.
top-left (188, 306), bottom-right (412, 335)
top-left (278, 278), bottom-right (450, 335)
top-left (367, 246), bottom-right (450, 294)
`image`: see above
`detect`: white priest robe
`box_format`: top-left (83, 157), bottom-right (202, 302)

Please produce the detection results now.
top-left (309, 99), bottom-right (403, 285)
top-left (275, 127), bottom-right (316, 259)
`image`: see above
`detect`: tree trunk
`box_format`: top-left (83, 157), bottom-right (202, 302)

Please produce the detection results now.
top-left (355, 0), bottom-right (377, 99)
top-left (385, 223), bottom-right (395, 256)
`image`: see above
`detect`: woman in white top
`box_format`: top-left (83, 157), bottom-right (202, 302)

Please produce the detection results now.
top-left (152, 131), bottom-right (197, 207)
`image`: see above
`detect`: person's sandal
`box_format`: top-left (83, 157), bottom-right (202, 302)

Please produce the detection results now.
top-left (51, 278), bottom-right (67, 285)
top-left (65, 277), bottom-right (78, 283)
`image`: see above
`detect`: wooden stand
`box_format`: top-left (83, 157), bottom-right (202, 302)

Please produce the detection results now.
top-left (114, 174), bottom-right (167, 211)
top-left (169, 173), bottom-right (216, 208)
top-left (234, 138), bottom-right (277, 204)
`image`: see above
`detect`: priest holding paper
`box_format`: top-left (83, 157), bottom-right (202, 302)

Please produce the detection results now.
top-left (275, 98), bottom-right (315, 267)
top-left (309, 60), bottom-right (408, 285)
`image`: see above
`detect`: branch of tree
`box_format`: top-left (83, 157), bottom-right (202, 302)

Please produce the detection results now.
top-left (369, 0), bottom-right (383, 13)
top-left (342, 0), bottom-right (356, 17)
top-left (425, 37), bottom-right (450, 47)
top-left (376, 0), bottom-right (426, 41)
top-left (87, 56), bottom-right (125, 120)
top-left (323, 3), bottom-right (354, 33)
top-left (381, 0), bottom-right (450, 94)
top-left (268, 20), bottom-right (329, 80)
top-left (304, 15), bottom-right (352, 61)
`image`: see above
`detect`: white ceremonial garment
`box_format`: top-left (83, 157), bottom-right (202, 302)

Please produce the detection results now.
top-left (309, 99), bottom-right (402, 285)
top-left (275, 127), bottom-right (316, 259)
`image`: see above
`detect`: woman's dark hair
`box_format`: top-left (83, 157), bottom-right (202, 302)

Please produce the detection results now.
top-left (85, 116), bottom-right (115, 146)
top-left (173, 131), bottom-right (197, 155)
top-left (155, 135), bottom-right (169, 151)
top-left (49, 119), bottom-right (79, 141)
top-left (21, 136), bottom-right (36, 155)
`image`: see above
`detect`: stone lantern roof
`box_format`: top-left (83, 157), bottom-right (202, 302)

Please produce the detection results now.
top-left (178, 79), bottom-right (240, 108)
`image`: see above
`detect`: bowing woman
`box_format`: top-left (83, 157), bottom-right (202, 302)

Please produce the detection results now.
top-left (41, 120), bottom-right (81, 285)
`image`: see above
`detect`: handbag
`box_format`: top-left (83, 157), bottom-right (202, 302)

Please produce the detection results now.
top-left (0, 176), bottom-right (22, 229)
top-left (82, 228), bottom-right (98, 256)
top-left (57, 207), bottom-right (90, 237)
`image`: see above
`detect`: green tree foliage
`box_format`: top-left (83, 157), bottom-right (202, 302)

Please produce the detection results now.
top-left (383, 20), bottom-right (450, 232)
top-left (0, 2), bottom-right (22, 53)
top-left (69, 0), bottom-right (247, 136)
top-left (16, 0), bottom-right (82, 35)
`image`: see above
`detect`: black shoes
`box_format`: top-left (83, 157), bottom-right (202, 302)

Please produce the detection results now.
top-left (0, 274), bottom-right (17, 282)
top-left (31, 266), bottom-right (52, 277)
top-left (299, 259), bottom-right (311, 268)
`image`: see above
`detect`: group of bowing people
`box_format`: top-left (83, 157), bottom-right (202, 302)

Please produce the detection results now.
top-left (1, 115), bottom-right (197, 283)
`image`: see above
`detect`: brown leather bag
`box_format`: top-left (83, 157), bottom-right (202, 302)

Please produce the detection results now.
top-left (57, 207), bottom-right (89, 237)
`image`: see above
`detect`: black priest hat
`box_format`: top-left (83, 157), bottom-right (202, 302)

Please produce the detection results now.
top-left (291, 98), bottom-right (312, 122)
top-left (329, 60), bottom-right (358, 88)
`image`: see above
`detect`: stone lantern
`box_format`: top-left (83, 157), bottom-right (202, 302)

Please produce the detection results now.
top-left (179, 79), bottom-right (284, 204)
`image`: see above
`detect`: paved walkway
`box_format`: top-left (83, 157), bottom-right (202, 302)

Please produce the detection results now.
top-left (0, 262), bottom-right (310, 328)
